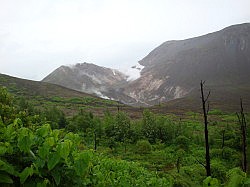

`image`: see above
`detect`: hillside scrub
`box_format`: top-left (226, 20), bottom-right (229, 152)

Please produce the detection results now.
top-left (0, 86), bottom-right (250, 186)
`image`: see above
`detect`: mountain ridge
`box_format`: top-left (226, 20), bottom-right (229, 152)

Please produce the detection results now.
top-left (124, 23), bottom-right (250, 105)
top-left (43, 62), bottom-right (132, 100)
top-left (42, 23), bottom-right (250, 108)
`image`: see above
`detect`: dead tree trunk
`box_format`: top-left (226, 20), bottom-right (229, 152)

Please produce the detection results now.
top-left (221, 129), bottom-right (226, 158)
top-left (176, 156), bottom-right (181, 173)
top-left (236, 99), bottom-right (247, 173)
top-left (117, 100), bottom-right (121, 113)
top-left (221, 129), bottom-right (225, 149)
top-left (0, 114), bottom-right (4, 124)
top-left (94, 132), bottom-right (97, 151)
top-left (200, 80), bottom-right (211, 177)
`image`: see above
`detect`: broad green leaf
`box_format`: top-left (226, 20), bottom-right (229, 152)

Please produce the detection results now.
top-left (4, 124), bottom-right (16, 141)
top-left (0, 144), bottom-right (7, 155)
top-left (226, 167), bottom-right (246, 187)
top-left (226, 174), bottom-right (244, 187)
top-left (20, 167), bottom-right (33, 184)
top-left (52, 129), bottom-right (60, 142)
top-left (0, 173), bottom-right (13, 184)
top-left (74, 152), bottom-right (90, 176)
top-left (51, 169), bottom-right (61, 186)
top-left (36, 124), bottom-right (51, 137)
top-left (34, 157), bottom-right (45, 169)
top-left (2, 142), bottom-right (13, 154)
top-left (0, 159), bottom-right (15, 175)
top-left (17, 128), bottom-right (34, 153)
top-left (38, 144), bottom-right (50, 159)
top-left (65, 132), bottom-right (81, 146)
top-left (45, 137), bottom-right (55, 147)
top-left (57, 140), bottom-right (72, 160)
top-left (36, 179), bottom-right (50, 187)
top-left (47, 152), bottom-right (60, 171)
top-left (203, 176), bottom-right (220, 187)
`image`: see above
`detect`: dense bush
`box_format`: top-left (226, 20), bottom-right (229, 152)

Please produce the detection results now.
top-left (135, 140), bottom-right (152, 154)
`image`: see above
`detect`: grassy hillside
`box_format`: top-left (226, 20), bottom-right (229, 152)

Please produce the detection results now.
top-left (0, 73), bottom-right (125, 116)
top-left (1, 73), bottom-right (249, 119)
top-left (152, 84), bottom-right (250, 115)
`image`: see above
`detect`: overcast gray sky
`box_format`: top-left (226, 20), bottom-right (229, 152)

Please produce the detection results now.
top-left (0, 0), bottom-right (250, 80)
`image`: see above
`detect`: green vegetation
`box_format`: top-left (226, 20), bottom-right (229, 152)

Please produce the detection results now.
top-left (0, 74), bottom-right (121, 117)
top-left (0, 86), bottom-right (249, 186)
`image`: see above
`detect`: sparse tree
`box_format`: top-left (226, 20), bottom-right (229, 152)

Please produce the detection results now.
top-left (236, 99), bottom-right (247, 173)
top-left (114, 112), bottom-right (131, 153)
top-left (142, 109), bottom-right (157, 143)
top-left (200, 80), bottom-right (211, 177)
top-left (0, 87), bottom-right (14, 124)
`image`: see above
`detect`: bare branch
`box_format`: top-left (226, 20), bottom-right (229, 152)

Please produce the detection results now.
top-left (240, 98), bottom-right (243, 113)
top-left (206, 102), bottom-right (210, 115)
top-left (205, 91), bottom-right (211, 102)
top-left (236, 112), bottom-right (242, 125)
top-left (200, 80), bottom-right (211, 176)
top-left (237, 99), bottom-right (248, 172)
top-left (240, 99), bottom-right (247, 129)
top-left (195, 158), bottom-right (206, 169)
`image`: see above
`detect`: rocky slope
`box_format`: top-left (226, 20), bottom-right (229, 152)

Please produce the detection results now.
top-left (124, 23), bottom-right (250, 105)
top-left (43, 62), bottom-right (134, 101)
top-left (43, 23), bottom-right (250, 107)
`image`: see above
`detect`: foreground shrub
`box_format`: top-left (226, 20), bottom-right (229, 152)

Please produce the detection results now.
top-left (135, 140), bottom-right (152, 154)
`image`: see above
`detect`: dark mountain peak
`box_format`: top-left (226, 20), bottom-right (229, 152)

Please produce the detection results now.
top-left (222, 22), bottom-right (250, 33)
top-left (140, 23), bottom-right (250, 68)
top-left (125, 23), bottom-right (250, 105)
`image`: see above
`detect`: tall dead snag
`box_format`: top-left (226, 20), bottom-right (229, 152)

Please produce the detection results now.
top-left (236, 99), bottom-right (247, 173)
top-left (94, 132), bottom-right (97, 151)
top-left (200, 80), bottom-right (211, 177)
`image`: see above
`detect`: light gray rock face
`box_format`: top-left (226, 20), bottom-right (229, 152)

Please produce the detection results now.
top-left (43, 62), bottom-right (129, 100)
